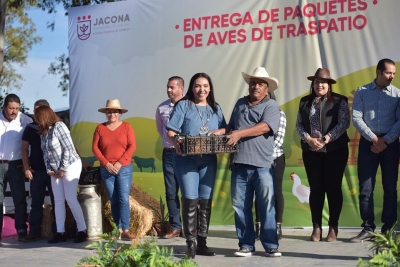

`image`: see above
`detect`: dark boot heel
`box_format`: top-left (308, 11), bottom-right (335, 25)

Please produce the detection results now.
top-left (186, 239), bottom-right (197, 259)
top-left (196, 236), bottom-right (216, 256)
top-left (196, 199), bottom-right (216, 256)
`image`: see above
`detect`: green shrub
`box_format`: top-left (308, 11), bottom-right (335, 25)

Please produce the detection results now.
top-left (358, 223), bottom-right (400, 267)
top-left (76, 222), bottom-right (198, 267)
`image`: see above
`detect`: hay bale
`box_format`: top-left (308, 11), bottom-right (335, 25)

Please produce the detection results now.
top-left (41, 205), bottom-right (54, 238)
top-left (103, 195), bottom-right (153, 238)
top-left (40, 204), bottom-right (77, 238)
top-left (99, 182), bottom-right (162, 237)
top-left (130, 183), bottom-right (161, 215)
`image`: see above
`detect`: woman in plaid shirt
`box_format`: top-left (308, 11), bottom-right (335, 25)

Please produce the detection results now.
top-left (35, 105), bottom-right (87, 244)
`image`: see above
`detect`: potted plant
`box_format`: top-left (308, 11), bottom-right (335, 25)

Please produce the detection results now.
top-left (148, 196), bottom-right (171, 237)
top-left (76, 222), bottom-right (198, 267)
top-left (357, 223), bottom-right (400, 266)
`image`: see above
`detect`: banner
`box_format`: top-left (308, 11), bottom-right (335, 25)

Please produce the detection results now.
top-left (68, 0), bottom-right (400, 226)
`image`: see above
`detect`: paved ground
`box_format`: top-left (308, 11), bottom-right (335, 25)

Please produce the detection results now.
top-left (0, 226), bottom-right (373, 267)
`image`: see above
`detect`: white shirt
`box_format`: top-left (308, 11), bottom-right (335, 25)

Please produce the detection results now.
top-left (0, 111), bottom-right (32, 160)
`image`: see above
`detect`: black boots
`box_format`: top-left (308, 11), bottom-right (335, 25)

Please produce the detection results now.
top-left (181, 198), bottom-right (198, 259)
top-left (48, 232), bottom-right (67, 244)
top-left (196, 199), bottom-right (216, 256)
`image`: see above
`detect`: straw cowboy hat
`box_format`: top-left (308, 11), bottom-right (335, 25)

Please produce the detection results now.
top-left (98, 99), bottom-right (128, 113)
top-left (242, 67), bottom-right (279, 92)
top-left (307, 68), bottom-right (337, 84)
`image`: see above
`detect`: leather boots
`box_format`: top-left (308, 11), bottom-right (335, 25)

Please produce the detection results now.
top-left (181, 198), bottom-right (198, 259)
top-left (196, 199), bottom-right (216, 256)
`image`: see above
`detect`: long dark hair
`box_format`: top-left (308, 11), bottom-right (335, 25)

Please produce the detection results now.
top-left (34, 105), bottom-right (62, 135)
top-left (181, 73), bottom-right (218, 113)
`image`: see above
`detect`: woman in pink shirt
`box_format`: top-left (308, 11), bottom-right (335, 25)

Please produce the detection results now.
top-left (92, 99), bottom-right (136, 240)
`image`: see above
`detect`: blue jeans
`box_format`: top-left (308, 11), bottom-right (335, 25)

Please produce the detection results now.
top-left (358, 137), bottom-right (399, 232)
top-left (100, 164), bottom-right (132, 230)
top-left (162, 149), bottom-right (181, 230)
top-left (29, 170), bottom-right (56, 235)
top-left (173, 154), bottom-right (217, 200)
top-left (1, 160), bottom-right (28, 234)
top-left (231, 164), bottom-right (278, 251)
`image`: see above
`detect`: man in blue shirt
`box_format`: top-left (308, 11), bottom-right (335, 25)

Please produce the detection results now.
top-left (212, 67), bottom-right (281, 257)
top-left (351, 58), bottom-right (400, 242)
top-left (155, 76), bottom-right (184, 239)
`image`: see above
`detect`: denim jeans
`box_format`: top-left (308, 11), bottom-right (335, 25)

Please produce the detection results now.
top-left (231, 164), bottom-right (278, 251)
top-left (100, 164), bottom-right (132, 230)
top-left (358, 137), bottom-right (399, 232)
top-left (173, 154), bottom-right (217, 200)
top-left (162, 149), bottom-right (181, 230)
top-left (1, 161), bottom-right (28, 234)
top-left (29, 170), bottom-right (56, 235)
top-left (255, 154), bottom-right (285, 223)
top-left (0, 163), bottom-right (6, 234)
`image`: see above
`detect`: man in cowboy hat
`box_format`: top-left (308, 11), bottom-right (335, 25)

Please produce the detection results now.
top-left (351, 58), bottom-right (400, 242)
top-left (212, 67), bottom-right (281, 257)
top-left (155, 76), bottom-right (184, 239)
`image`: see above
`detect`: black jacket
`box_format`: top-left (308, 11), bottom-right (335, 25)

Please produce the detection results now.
top-left (298, 92), bottom-right (349, 152)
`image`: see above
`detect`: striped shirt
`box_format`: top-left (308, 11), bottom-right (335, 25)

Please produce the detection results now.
top-left (352, 80), bottom-right (400, 143)
top-left (272, 110), bottom-right (286, 159)
top-left (41, 121), bottom-right (80, 172)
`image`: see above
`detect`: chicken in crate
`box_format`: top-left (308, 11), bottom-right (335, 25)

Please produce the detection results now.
top-left (175, 134), bottom-right (237, 155)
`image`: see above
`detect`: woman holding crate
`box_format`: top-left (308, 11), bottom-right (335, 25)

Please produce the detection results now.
top-left (167, 73), bottom-right (226, 259)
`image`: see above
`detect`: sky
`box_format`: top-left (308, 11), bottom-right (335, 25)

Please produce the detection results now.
top-left (14, 6), bottom-right (69, 112)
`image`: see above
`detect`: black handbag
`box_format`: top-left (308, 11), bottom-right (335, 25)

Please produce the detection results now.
top-left (79, 166), bottom-right (101, 185)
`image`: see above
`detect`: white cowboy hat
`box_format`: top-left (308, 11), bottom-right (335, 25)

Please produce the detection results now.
top-left (98, 99), bottom-right (128, 113)
top-left (242, 67), bottom-right (279, 91)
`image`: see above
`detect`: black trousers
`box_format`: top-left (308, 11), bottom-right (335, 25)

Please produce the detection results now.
top-left (302, 146), bottom-right (349, 227)
top-left (255, 154), bottom-right (285, 223)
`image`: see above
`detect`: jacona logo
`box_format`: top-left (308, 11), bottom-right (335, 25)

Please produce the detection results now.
top-left (77, 15), bottom-right (91, 40)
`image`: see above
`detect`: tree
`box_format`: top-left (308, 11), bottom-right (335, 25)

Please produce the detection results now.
top-left (1, 0), bottom-right (42, 92)
top-left (0, 0), bottom-right (117, 97)
top-left (48, 53), bottom-right (68, 95)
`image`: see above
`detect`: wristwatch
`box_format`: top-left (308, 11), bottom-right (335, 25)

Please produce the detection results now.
top-left (322, 136), bottom-right (328, 144)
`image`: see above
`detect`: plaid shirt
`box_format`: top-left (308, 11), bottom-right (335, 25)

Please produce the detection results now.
top-left (352, 80), bottom-right (400, 143)
top-left (41, 121), bottom-right (80, 172)
top-left (272, 110), bottom-right (286, 159)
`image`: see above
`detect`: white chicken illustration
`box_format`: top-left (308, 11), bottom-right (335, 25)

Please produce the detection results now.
top-left (290, 172), bottom-right (310, 210)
